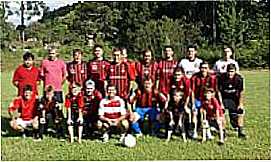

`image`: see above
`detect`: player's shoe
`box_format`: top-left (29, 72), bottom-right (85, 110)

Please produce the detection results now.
top-left (238, 129), bottom-right (246, 139)
top-left (102, 133), bottom-right (109, 143)
top-left (206, 130), bottom-right (214, 140)
top-left (192, 132), bottom-right (198, 139)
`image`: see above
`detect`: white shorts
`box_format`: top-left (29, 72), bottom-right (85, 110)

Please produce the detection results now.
top-left (16, 118), bottom-right (33, 128)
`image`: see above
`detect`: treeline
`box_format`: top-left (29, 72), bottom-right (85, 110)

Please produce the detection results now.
top-left (1, 1), bottom-right (270, 68)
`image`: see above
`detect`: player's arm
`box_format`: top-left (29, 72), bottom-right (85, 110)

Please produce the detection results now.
top-left (61, 62), bottom-right (67, 85)
top-left (98, 100), bottom-right (110, 122)
top-left (77, 95), bottom-right (84, 124)
top-left (12, 68), bottom-right (20, 87)
top-left (200, 107), bottom-right (206, 122)
top-left (216, 76), bottom-right (225, 110)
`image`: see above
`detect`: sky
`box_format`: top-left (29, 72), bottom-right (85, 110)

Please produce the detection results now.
top-left (6, 0), bottom-right (80, 26)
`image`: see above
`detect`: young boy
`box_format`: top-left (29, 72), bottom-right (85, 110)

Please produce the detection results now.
top-left (200, 88), bottom-right (225, 144)
top-left (65, 83), bottom-right (84, 143)
top-left (8, 85), bottom-right (39, 139)
top-left (37, 85), bottom-right (64, 139)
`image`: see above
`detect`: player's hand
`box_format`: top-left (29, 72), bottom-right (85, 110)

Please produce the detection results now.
top-left (67, 119), bottom-right (73, 125)
top-left (40, 117), bottom-right (46, 124)
top-left (202, 120), bottom-right (209, 128)
top-left (77, 117), bottom-right (83, 124)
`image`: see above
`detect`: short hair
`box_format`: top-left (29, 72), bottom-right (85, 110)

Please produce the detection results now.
top-left (23, 85), bottom-right (32, 92)
top-left (93, 44), bottom-right (103, 50)
top-left (164, 45), bottom-right (173, 51)
top-left (172, 89), bottom-right (184, 96)
top-left (45, 85), bottom-right (54, 93)
top-left (48, 46), bottom-right (57, 52)
top-left (85, 79), bottom-right (95, 88)
top-left (187, 44), bottom-right (198, 51)
top-left (142, 49), bottom-right (152, 55)
top-left (23, 52), bottom-right (34, 60)
top-left (200, 61), bottom-right (209, 68)
top-left (223, 45), bottom-right (234, 54)
top-left (69, 83), bottom-right (81, 92)
top-left (106, 83), bottom-right (116, 90)
top-left (143, 76), bottom-right (153, 83)
top-left (174, 67), bottom-right (184, 74)
top-left (112, 47), bottom-right (121, 53)
top-left (204, 87), bottom-right (214, 93)
top-left (73, 49), bottom-right (83, 55)
top-left (227, 63), bottom-right (237, 71)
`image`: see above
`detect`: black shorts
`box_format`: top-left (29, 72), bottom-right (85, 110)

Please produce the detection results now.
top-left (223, 99), bottom-right (238, 114)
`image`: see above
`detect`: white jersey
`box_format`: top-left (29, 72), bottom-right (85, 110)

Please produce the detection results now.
top-left (213, 59), bottom-right (239, 74)
top-left (178, 58), bottom-right (203, 76)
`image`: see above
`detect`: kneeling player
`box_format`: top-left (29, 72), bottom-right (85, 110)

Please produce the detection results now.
top-left (65, 83), bottom-right (84, 143)
top-left (161, 90), bottom-right (191, 142)
top-left (97, 84), bottom-right (129, 143)
top-left (8, 85), bottom-right (39, 139)
top-left (37, 85), bottom-right (64, 139)
top-left (82, 79), bottom-right (103, 136)
top-left (200, 88), bottom-right (225, 144)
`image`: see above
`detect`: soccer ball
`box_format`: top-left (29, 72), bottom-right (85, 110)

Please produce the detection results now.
top-left (122, 134), bottom-right (136, 148)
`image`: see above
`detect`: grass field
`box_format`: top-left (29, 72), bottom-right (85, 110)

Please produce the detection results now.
top-left (1, 55), bottom-right (270, 160)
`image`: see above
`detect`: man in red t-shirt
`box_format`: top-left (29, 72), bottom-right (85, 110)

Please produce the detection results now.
top-left (82, 79), bottom-right (103, 135)
top-left (135, 49), bottom-right (158, 90)
top-left (67, 49), bottom-right (88, 87)
top-left (200, 88), bottom-right (225, 144)
top-left (8, 85), bottom-right (39, 139)
top-left (12, 52), bottom-right (40, 96)
top-left (156, 46), bottom-right (178, 95)
top-left (65, 83), bottom-right (84, 143)
top-left (97, 84), bottom-right (129, 143)
top-left (121, 47), bottom-right (136, 83)
top-left (87, 44), bottom-right (110, 96)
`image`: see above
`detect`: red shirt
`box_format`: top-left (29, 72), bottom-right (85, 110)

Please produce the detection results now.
top-left (83, 90), bottom-right (103, 115)
top-left (129, 89), bottom-right (167, 108)
top-left (123, 59), bottom-right (136, 81)
top-left (40, 59), bottom-right (67, 91)
top-left (12, 65), bottom-right (40, 96)
top-left (156, 60), bottom-right (178, 94)
top-left (66, 61), bottom-right (88, 86)
top-left (106, 62), bottom-right (133, 99)
top-left (170, 76), bottom-right (191, 99)
top-left (64, 92), bottom-right (84, 112)
top-left (8, 95), bottom-right (37, 121)
top-left (135, 61), bottom-right (158, 90)
top-left (191, 72), bottom-right (217, 101)
top-left (99, 96), bottom-right (126, 119)
top-left (202, 97), bottom-right (223, 120)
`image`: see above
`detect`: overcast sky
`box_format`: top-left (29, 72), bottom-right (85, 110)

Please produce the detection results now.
top-left (6, 0), bottom-right (80, 26)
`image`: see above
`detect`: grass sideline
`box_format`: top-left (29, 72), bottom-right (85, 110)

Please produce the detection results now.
top-left (0, 55), bottom-right (270, 160)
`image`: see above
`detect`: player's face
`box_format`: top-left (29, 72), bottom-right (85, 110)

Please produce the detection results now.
top-left (24, 58), bottom-right (34, 68)
top-left (164, 47), bottom-right (174, 59)
top-left (228, 69), bottom-right (236, 79)
top-left (143, 51), bottom-right (152, 64)
top-left (143, 80), bottom-right (153, 92)
top-left (94, 47), bottom-right (103, 58)
top-left (113, 51), bottom-right (122, 63)
top-left (107, 86), bottom-right (116, 98)
top-left (173, 92), bottom-right (183, 103)
top-left (200, 64), bottom-right (209, 75)
top-left (71, 86), bottom-right (81, 96)
top-left (46, 91), bottom-right (54, 101)
top-left (85, 86), bottom-right (95, 96)
top-left (174, 71), bottom-right (183, 81)
top-left (24, 90), bottom-right (32, 100)
top-left (187, 48), bottom-right (197, 60)
top-left (223, 48), bottom-right (232, 59)
top-left (48, 49), bottom-right (57, 60)
top-left (73, 52), bottom-right (82, 62)
top-left (205, 91), bottom-right (213, 100)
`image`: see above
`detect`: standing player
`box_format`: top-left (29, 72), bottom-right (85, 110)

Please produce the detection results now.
top-left (213, 46), bottom-right (239, 74)
top-left (129, 78), bottom-right (167, 136)
top-left (200, 88), bottom-right (225, 144)
top-left (40, 46), bottom-right (67, 106)
top-left (8, 85), bottom-right (39, 139)
top-left (121, 47), bottom-right (137, 84)
top-left (12, 52), bottom-right (40, 96)
top-left (135, 49), bottom-right (158, 90)
top-left (82, 79), bottom-right (103, 136)
top-left (97, 84), bottom-right (129, 143)
top-left (178, 44), bottom-right (202, 78)
top-left (156, 46), bottom-right (178, 96)
top-left (67, 49), bottom-right (88, 87)
top-left (190, 61), bottom-right (221, 139)
top-left (87, 44), bottom-right (110, 96)
top-left (218, 64), bottom-right (246, 138)
top-left (65, 83), bottom-right (84, 143)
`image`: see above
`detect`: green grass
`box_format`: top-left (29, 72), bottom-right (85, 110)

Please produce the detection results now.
top-left (1, 55), bottom-right (270, 160)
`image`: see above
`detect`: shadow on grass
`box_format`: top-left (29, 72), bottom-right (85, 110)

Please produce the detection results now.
top-left (1, 116), bottom-right (21, 137)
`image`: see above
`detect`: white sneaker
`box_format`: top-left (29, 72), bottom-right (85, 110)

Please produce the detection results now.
top-left (192, 132), bottom-right (198, 139)
top-left (119, 133), bottom-right (126, 143)
top-left (207, 130), bottom-right (214, 140)
top-left (102, 133), bottom-right (109, 143)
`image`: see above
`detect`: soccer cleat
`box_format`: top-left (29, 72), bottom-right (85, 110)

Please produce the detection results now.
top-left (192, 132), bottom-right (198, 139)
top-left (102, 133), bottom-right (109, 143)
top-left (238, 131), bottom-right (246, 139)
top-left (218, 140), bottom-right (225, 145)
top-left (21, 132), bottom-right (26, 138)
top-left (119, 133), bottom-right (126, 143)
top-left (33, 138), bottom-right (42, 142)
top-left (206, 130), bottom-right (214, 140)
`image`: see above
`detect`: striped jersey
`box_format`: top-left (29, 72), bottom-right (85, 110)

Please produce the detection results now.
top-left (66, 61), bottom-right (88, 86)
top-left (98, 96), bottom-right (126, 119)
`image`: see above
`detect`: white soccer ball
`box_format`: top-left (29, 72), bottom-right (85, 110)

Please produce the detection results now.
top-left (122, 134), bottom-right (136, 148)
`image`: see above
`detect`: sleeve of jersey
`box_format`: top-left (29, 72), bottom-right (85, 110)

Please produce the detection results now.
top-left (8, 98), bottom-right (20, 112)
top-left (78, 94), bottom-right (85, 110)
top-left (213, 98), bottom-right (222, 112)
top-left (62, 61), bottom-right (67, 79)
top-left (64, 97), bottom-right (71, 109)
top-left (66, 63), bottom-right (71, 82)
top-left (191, 76), bottom-right (196, 93)
top-left (119, 99), bottom-right (127, 115)
top-left (239, 76), bottom-right (244, 92)
top-left (156, 62), bottom-right (161, 80)
top-left (12, 67), bottom-right (20, 83)
top-left (98, 100), bottom-right (105, 116)
top-left (129, 62), bottom-right (136, 81)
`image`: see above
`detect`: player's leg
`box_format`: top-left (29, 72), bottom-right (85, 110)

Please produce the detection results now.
top-left (78, 121), bottom-right (83, 144)
top-left (119, 119), bottom-right (129, 142)
top-left (237, 108), bottom-right (246, 138)
top-left (178, 111), bottom-right (187, 142)
top-left (67, 113), bottom-right (76, 143)
top-left (148, 107), bottom-right (160, 135)
top-left (32, 116), bottom-right (40, 140)
top-left (97, 120), bottom-right (110, 142)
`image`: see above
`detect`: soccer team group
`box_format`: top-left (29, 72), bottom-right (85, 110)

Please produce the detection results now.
top-left (8, 44), bottom-right (246, 145)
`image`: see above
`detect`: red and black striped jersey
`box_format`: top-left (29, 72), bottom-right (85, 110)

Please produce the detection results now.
top-left (66, 61), bottom-right (88, 86)
top-left (83, 90), bottom-right (103, 115)
top-left (64, 92), bottom-right (84, 112)
top-left (170, 76), bottom-right (191, 99)
top-left (135, 61), bottom-right (158, 90)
